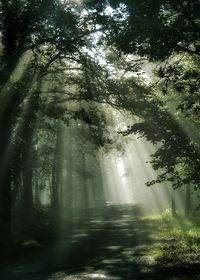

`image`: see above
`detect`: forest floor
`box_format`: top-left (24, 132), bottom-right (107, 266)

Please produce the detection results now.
top-left (1, 205), bottom-right (200, 280)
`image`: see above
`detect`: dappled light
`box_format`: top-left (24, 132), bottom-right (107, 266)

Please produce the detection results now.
top-left (0, 1), bottom-right (200, 280)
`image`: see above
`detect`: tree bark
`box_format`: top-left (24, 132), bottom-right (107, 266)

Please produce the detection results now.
top-left (185, 184), bottom-right (191, 216)
top-left (171, 191), bottom-right (176, 216)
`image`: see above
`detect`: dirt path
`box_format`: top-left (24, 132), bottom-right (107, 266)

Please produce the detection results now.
top-left (0, 205), bottom-right (169, 279)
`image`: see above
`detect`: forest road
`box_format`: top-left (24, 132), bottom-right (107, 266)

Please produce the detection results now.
top-left (1, 205), bottom-right (160, 280)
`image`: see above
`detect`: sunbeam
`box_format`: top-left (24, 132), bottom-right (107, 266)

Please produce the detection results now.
top-left (0, 1), bottom-right (199, 279)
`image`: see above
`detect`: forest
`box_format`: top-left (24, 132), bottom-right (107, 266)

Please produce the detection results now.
top-left (0, 0), bottom-right (200, 279)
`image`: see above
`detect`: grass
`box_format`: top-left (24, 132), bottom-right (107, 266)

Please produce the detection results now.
top-left (2, 207), bottom-right (200, 280)
top-left (144, 211), bottom-right (200, 270)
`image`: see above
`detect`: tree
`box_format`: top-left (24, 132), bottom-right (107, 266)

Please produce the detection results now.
top-left (0, 0), bottom-right (124, 245)
top-left (107, 0), bottom-right (200, 59)
top-left (0, 0), bottom-right (200, 248)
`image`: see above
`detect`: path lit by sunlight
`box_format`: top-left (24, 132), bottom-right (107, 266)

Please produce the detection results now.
top-left (57, 109), bottom-right (187, 219)
top-left (99, 136), bottom-right (174, 214)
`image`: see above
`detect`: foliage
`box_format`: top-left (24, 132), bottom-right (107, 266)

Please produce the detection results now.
top-left (115, 74), bottom-right (200, 189)
top-left (0, 0), bottom-right (200, 250)
top-left (155, 55), bottom-right (200, 120)
top-left (108, 0), bottom-right (200, 59)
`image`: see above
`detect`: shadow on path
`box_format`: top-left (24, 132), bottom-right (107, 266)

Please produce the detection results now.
top-left (0, 204), bottom-right (194, 280)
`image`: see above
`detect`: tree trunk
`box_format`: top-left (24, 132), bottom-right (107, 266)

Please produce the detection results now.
top-left (21, 142), bottom-right (34, 215)
top-left (65, 126), bottom-right (73, 219)
top-left (51, 124), bottom-right (63, 211)
top-left (81, 151), bottom-right (89, 216)
top-left (51, 157), bottom-right (59, 211)
top-left (0, 167), bottom-right (12, 248)
top-left (0, 74), bottom-right (41, 244)
top-left (171, 190), bottom-right (176, 216)
top-left (34, 170), bottom-right (41, 209)
top-left (185, 184), bottom-right (191, 216)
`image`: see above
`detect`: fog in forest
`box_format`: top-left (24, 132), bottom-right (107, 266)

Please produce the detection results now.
top-left (37, 115), bottom-right (191, 219)
top-left (0, 0), bottom-right (200, 279)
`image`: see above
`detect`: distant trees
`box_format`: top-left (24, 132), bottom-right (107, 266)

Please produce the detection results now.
top-left (0, 0), bottom-right (107, 246)
top-left (104, 0), bottom-right (200, 212)
top-left (0, 0), bottom-right (199, 249)
top-left (0, 5), bottom-right (120, 243)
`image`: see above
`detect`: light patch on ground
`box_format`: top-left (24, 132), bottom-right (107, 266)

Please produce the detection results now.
top-left (49, 271), bottom-right (120, 280)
